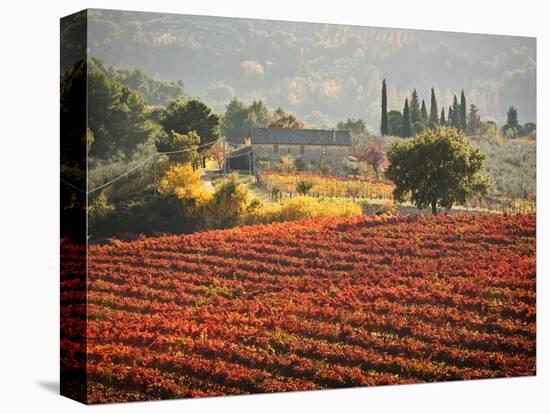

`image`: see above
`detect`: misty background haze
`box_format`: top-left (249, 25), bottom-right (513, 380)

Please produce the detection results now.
top-left (82, 9), bottom-right (536, 131)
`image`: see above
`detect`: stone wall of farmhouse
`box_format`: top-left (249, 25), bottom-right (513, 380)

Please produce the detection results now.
top-left (252, 143), bottom-right (350, 173)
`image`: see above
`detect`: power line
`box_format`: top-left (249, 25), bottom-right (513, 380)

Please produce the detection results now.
top-left (88, 152), bottom-right (159, 194)
top-left (61, 138), bottom-right (221, 194)
top-left (60, 177), bottom-right (86, 194)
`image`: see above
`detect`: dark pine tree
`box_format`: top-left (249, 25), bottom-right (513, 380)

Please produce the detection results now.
top-left (420, 100), bottom-right (428, 121)
top-left (448, 106), bottom-right (453, 126)
top-left (451, 95), bottom-right (461, 130)
top-left (440, 107), bottom-right (446, 125)
top-left (460, 90), bottom-right (467, 130)
top-left (429, 87), bottom-right (439, 126)
top-left (402, 98), bottom-right (412, 137)
top-left (381, 79), bottom-right (389, 135)
top-left (410, 89), bottom-right (421, 123)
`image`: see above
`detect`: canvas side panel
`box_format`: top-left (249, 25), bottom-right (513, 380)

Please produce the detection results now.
top-left (60, 9), bottom-right (88, 405)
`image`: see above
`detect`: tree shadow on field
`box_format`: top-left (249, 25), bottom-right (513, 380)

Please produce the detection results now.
top-left (37, 380), bottom-right (59, 394)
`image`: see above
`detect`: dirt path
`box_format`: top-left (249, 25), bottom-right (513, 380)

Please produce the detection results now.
top-left (200, 169), bottom-right (218, 192)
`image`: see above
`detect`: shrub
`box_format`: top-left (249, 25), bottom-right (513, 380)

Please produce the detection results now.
top-left (90, 193), bottom-right (193, 238)
top-left (88, 191), bottom-right (116, 236)
top-left (294, 157), bottom-right (306, 171)
top-left (276, 155), bottom-right (297, 173)
top-left (343, 159), bottom-right (360, 177)
top-left (205, 174), bottom-right (251, 229)
top-left (257, 159), bottom-right (271, 171)
top-left (319, 160), bottom-right (332, 175)
top-left (296, 179), bottom-right (314, 195)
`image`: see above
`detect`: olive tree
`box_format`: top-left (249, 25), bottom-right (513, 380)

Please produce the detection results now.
top-left (385, 126), bottom-right (489, 215)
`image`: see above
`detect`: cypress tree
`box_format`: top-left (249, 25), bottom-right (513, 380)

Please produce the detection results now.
top-left (460, 90), bottom-right (467, 130)
top-left (467, 104), bottom-right (481, 136)
top-left (439, 107), bottom-right (446, 125)
top-left (381, 79), bottom-right (389, 135)
top-left (451, 95), bottom-right (461, 130)
top-left (402, 98), bottom-right (411, 137)
top-left (448, 106), bottom-right (453, 126)
top-left (420, 100), bottom-right (428, 121)
top-left (429, 87), bottom-right (439, 126)
top-left (410, 89), bottom-right (420, 123)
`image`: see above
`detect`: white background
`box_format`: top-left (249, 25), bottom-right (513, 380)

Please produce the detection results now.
top-left (0, 0), bottom-right (547, 412)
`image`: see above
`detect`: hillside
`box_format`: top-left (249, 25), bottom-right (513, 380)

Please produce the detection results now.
top-left (60, 9), bottom-right (536, 128)
top-left (61, 213), bottom-right (536, 403)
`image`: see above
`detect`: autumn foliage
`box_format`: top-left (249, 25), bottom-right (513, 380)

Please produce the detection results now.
top-left (61, 213), bottom-right (535, 403)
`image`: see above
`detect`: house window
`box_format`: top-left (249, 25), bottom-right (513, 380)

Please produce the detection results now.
top-left (322, 146), bottom-right (328, 156)
top-left (300, 145), bottom-right (305, 154)
top-left (273, 144), bottom-right (278, 154)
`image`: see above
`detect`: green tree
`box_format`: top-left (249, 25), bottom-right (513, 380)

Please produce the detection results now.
top-left (62, 58), bottom-right (155, 159)
top-left (381, 79), bottom-right (389, 135)
top-left (221, 98), bottom-right (271, 143)
top-left (448, 106), bottom-right (453, 127)
top-left (466, 104), bottom-right (481, 136)
top-left (248, 100), bottom-right (271, 127)
top-left (221, 97), bottom-right (252, 142)
top-left (160, 98), bottom-right (220, 165)
top-left (337, 117), bottom-right (367, 135)
top-left (506, 106), bottom-right (519, 127)
top-left (387, 110), bottom-right (402, 136)
top-left (412, 121), bottom-right (426, 136)
top-left (439, 108), bottom-right (446, 125)
top-left (501, 106), bottom-right (521, 139)
top-left (480, 120), bottom-right (501, 138)
top-left (61, 58), bottom-right (87, 167)
top-left (385, 126), bottom-right (489, 215)
top-left (460, 90), bottom-right (467, 131)
top-left (60, 59), bottom-right (88, 237)
top-left (451, 95), bottom-right (461, 130)
top-left (402, 99), bottom-right (411, 138)
top-left (429, 88), bottom-right (439, 126)
top-left (155, 130), bottom-right (200, 164)
top-left (108, 66), bottom-right (186, 105)
top-left (410, 89), bottom-right (421, 124)
top-left (523, 122), bottom-right (536, 136)
top-left (420, 99), bottom-right (428, 122)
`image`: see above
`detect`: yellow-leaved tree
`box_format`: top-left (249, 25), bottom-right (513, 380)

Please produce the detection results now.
top-left (158, 163), bottom-right (212, 222)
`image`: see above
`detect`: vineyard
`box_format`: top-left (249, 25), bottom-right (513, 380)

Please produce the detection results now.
top-left (258, 172), bottom-right (395, 199)
top-left (61, 213), bottom-right (536, 403)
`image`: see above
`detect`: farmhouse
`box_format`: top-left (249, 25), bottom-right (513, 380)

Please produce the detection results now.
top-left (246, 127), bottom-right (351, 173)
